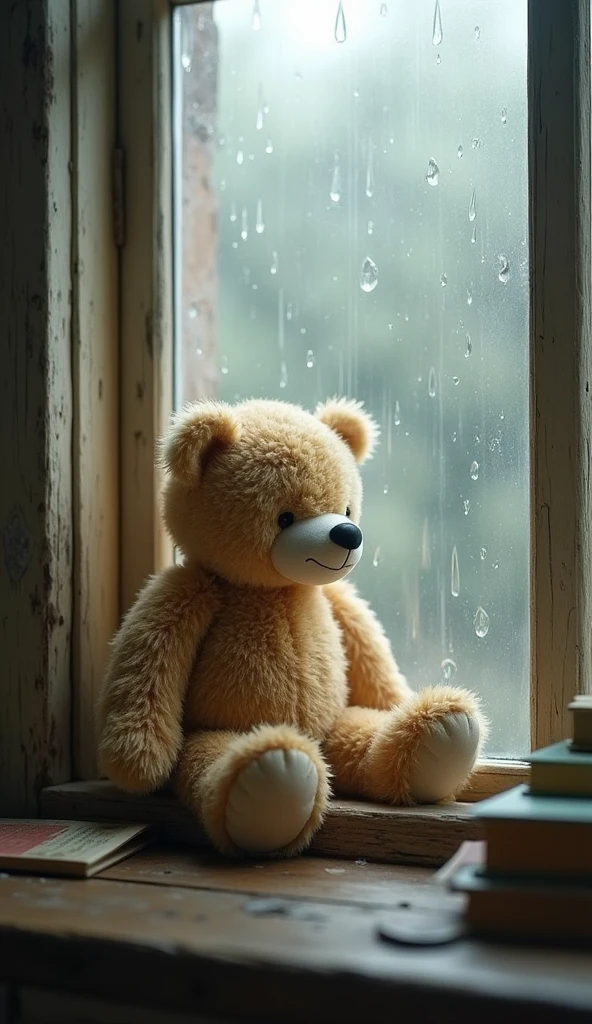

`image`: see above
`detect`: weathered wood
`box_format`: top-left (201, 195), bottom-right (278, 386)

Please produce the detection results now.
top-left (119, 0), bottom-right (174, 613)
top-left (0, 872), bottom-right (590, 1022)
top-left (529, 0), bottom-right (592, 750)
top-left (0, 0), bottom-right (73, 812)
top-left (71, 0), bottom-right (119, 779)
top-left (40, 780), bottom-right (482, 866)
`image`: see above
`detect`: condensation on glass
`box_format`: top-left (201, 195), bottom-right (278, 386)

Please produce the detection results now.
top-left (172, 0), bottom-right (530, 758)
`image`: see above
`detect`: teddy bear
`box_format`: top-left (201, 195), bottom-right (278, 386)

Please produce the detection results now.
top-left (97, 397), bottom-right (486, 857)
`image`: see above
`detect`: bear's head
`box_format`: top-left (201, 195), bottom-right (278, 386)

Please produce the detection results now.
top-left (159, 397), bottom-right (378, 588)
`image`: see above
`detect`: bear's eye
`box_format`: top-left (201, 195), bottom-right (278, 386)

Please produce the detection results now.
top-left (277, 511), bottom-right (295, 529)
top-left (346, 506), bottom-right (351, 518)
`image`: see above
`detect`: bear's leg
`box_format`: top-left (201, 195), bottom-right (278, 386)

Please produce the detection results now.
top-left (173, 725), bottom-right (330, 857)
top-left (325, 687), bottom-right (486, 804)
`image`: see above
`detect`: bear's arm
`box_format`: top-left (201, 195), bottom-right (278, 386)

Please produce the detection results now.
top-left (324, 579), bottom-right (412, 710)
top-left (97, 562), bottom-right (219, 793)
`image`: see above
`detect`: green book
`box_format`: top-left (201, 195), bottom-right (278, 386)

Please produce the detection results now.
top-left (528, 740), bottom-right (592, 796)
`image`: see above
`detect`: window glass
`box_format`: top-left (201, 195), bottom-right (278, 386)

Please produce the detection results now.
top-left (173, 0), bottom-right (530, 757)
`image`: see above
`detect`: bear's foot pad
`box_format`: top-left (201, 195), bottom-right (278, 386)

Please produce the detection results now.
top-left (225, 748), bottom-right (318, 854)
top-left (408, 712), bottom-right (480, 804)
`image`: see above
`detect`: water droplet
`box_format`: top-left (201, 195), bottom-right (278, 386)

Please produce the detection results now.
top-left (383, 483), bottom-right (389, 494)
top-left (474, 25), bottom-right (480, 39)
top-left (451, 545), bottom-right (460, 597)
top-left (255, 198), bottom-right (265, 233)
top-left (498, 254), bottom-right (510, 284)
top-left (394, 400), bottom-right (401, 426)
top-left (426, 158), bottom-right (439, 186)
top-left (360, 257), bottom-right (378, 293)
top-left (365, 147), bottom-right (375, 198)
top-left (457, 144), bottom-right (464, 159)
top-left (221, 355), bottom-right (229, 375)
top-left (373, 546), bottom-right (383, 568)
top-left (232, 241), bottom-right (238, 249)
top-left (241, 208), bottom-right (248, 241)
top-left (330, 153), bottom-right (341, 203)
top-left (436, 53), bottom-right (441, 65)
top-left (188, 302), bottom-right (199, 320)
top-left (334, 0), bottom-right (347, 43)
top-left (428, 367), bottom-right (437, 398)
top-left (432, 0), bottom-right (443, 46)
top-left (452, 431), bottom-right (458, 443)
top-left (501, 107), bottom-right (508, 125)
top-left (230, 203), bottom-right (237, 223)
top-left (256, 83), bottom-right (264, 130)
top-left (367, 219), bottom-right (374, 235)
top-left (472, 137), bottom-right (482, 149)
top-left (467, 291), bottom-right (473, 306)
top-left (474, 606), bottom-right (490, 638)
top-left (468, 188), bottom-right (477, 222)
top-left (279, 360), bottom-right (288, 389)
top-left (236, 149), bottom-right (244, 165)
top-left (492, 561), bottom-right (500, 570)
top-left (441, 658), bottom-right (457, 681)
top-left (252, 0), bottom-right (261, 31)
top-left (470, 460), bottom-right (479, 480)
top-left (380, 2), bottom-right (387, 14)
top-left (181, 18), bottom-right (193, 71)
top-left (480, 547), bottom-right (487, 560)
top-left (465, 333), bottom-right (472, 358)
top-left (306, 349), bottom-right (315, 368)
top-left (471, 222), bottom-right (477, 245)
top-left (463, 499), bottom-right (470, 515)
top-left (441, 273), bottom-right (448, 287)
top-left (452, 376), bottom-right (460, 386)
top-left (270, 251), bottom-right (279, 275)
top-left (265, 137), bottom-right (274, 154)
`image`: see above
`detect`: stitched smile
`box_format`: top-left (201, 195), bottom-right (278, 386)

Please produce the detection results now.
top-left (306, 554), bottom-right (352, 571)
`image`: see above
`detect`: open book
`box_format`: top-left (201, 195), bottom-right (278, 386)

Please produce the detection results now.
top-left (0, 820), bottom-right (153, 878)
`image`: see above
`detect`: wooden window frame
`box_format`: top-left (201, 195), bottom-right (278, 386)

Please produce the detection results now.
top-left (1, 0), bottom-right (591, 857)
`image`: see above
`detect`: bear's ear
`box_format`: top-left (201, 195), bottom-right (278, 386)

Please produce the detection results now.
top-left (158, 401), bottom-right (240, 484)
top-left (315, 397), bottom-right (379, 464)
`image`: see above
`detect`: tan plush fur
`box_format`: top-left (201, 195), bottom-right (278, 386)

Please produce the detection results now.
top-left (98, 398), bottom-right (486, 857)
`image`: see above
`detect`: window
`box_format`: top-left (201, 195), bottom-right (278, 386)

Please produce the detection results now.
top-left (172, 0), bottom-right (530, 757)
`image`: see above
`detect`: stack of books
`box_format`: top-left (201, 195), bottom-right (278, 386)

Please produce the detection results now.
top-left (449, 696), bottom-right (592, 943)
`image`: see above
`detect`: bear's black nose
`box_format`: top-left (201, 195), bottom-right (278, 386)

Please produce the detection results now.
top-left (330, 522), bottom-right (363, 551)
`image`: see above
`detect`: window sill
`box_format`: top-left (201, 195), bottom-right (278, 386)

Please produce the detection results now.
top-left (40, 777), bottom-right (503, 866)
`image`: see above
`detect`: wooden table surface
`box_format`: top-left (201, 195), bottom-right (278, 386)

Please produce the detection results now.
top-left (0, 848), bottom-right (591, 1023)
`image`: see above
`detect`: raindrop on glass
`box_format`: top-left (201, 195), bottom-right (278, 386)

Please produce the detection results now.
top-left (474, 25), bottom-right (480, 39)
top-left (468, 188), bottom-right (477, 222)
top-left (270, 251), bottom-right (279, 275)
top-left (436, 53), bottom-right (441, 65)
top-left (463, 499), bottom-right (470, 515)
top-left (383, 483), bottom-right (389, 494)
top-left (256, 83), bottom-right (264, 130)
top-left (480, 547), bottom-right (487, 560)
top-left (432, 0), bottom-right (443, 46)
top-left (279, 360), bottom-right (288, 389)
top-left (441, 658), bottom-right (457, 682)
top-left (457, 145), bottom-right (464, 159)
top-left (306, 349), bottom-right (315, 368)
top-left (367, 219), bottom-right (374, 235)
top-left (241, 208), bottom-right (248, 241)
top-left (451, 545), bottom-right (460, 597)
top-left (330, 153), bottom-right (342, 203)
top-left (474, 606), bottom-right (490, 638)
top-left (221, 355), bottom-right (229, 375)
top-left (428, 367), bottom-right (437, 398)
top-left (467, 290), bottom-right (473, 306)
top-left (498, 254), bottom-right (510, 284)
top-left (471, 223), bottom-right (477, 245)
top-left (452, 376), bottom-right (460, 386)
top-left (181, 18), bottom-right (193, 71)
top-left (470, 460), bottom-right (479, 480)
top-left (373, 546), bottom-right (383, 568)
top-left (465, 333), bottom-right (472, 358)
top-left (360, 257), bottom-right (379, 293)
top-left (188, 302), bottom-right (199, 320)
top-left (380, 2), bottom-right (387, 14)
top-left (394, 400), bottom-right (401, 426)
top-left (265, 137), bottom-right (274, 154)
top-left (426, 158), bottom-right (439, 186)
top-left (252, 0), bottom-right (261, 31)
top-left (365, 147), bottom-right (375, 198)
top-left (236, 149), bottom-right (244, 165)
top-left (255, 198), bottom-right (265, 234)
top-left (501, 107), bottom-right (508, 125)
top-left (286, 303), bottom-right (293, 321)
top-left (441, 273), bottom-right (448, 287)
top-left (334, 0), bottom-right (347, 43)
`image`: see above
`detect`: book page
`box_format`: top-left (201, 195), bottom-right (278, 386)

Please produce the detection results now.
top-left (0, 821), bottom-right (148, 866)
